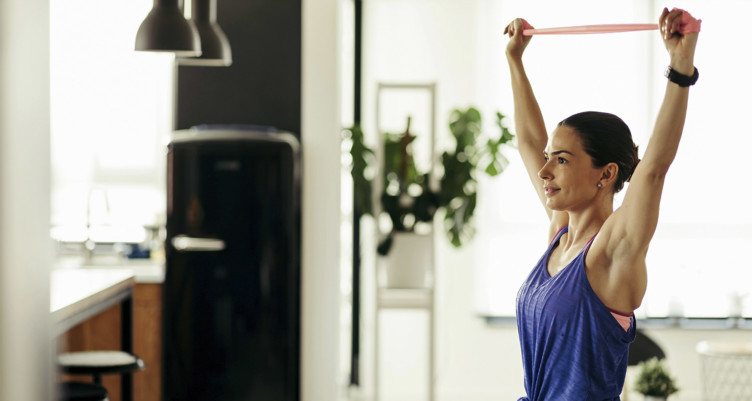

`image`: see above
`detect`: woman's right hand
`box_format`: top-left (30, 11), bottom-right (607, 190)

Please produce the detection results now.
top-left (659, 7), bottom-right (699, 75)
top-left (504, 18), bottom-right (533, 59)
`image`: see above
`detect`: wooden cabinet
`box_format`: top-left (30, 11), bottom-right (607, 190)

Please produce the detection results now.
top-left (60, 282), bottom-right (162, 401)
top-left (133, 283), bottom-right (162, 401)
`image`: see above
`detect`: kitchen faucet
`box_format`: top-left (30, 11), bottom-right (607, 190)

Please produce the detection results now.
top-left (83, 187), bottom-right (110, 263)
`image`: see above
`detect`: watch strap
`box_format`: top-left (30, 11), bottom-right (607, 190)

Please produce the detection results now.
top-left (665, 66), bottom-right (699, 87)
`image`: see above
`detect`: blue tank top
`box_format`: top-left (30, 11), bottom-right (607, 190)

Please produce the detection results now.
top-left (516, 226), bottom-right (636, 401)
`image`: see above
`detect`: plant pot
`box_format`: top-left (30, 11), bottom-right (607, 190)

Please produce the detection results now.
top-left (384, 232), bottom-right (432, 289)
top-left (644, 396), bottom-right (667, 401)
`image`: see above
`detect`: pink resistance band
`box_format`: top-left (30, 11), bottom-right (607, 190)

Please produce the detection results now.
top-left (523, 8), bottom-right (701, 36)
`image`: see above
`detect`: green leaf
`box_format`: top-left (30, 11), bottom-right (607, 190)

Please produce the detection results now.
top-left (449, 107), bottom-right (483, 155)
top-left (484, 160), bottom-right (500, 176)
top-left (345, 125), bottom-right (375, 216)
top-left (496, 112), bottom-right (516, 145)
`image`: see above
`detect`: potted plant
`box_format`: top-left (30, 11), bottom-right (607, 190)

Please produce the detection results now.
top-left (634, 357), bottom-right (679, 401)
top-left (374, 116), bottom-right (436, 287)
top-left (345, 107), bottom-right (514, 287)
top-left (377, 115), bottom-right (435, 256)
top-left (376, 107), bottom-right (514, 254)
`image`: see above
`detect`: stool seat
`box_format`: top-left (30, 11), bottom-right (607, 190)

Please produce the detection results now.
top-left (628, 328), bottom-right (665, 366)
top-left (59, 351), bottom-right (145, 377)
top-left (59, 381), bottom-right (108, 401)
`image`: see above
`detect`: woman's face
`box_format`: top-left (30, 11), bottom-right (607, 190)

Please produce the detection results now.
top-left (538, 126), bottom-right (603, 212)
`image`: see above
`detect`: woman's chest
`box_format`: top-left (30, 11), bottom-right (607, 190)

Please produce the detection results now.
top-left (546, 245), bottom-right (583, 277)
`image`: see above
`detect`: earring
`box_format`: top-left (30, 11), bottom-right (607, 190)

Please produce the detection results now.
top-left (597, 183), bottom-right (603, 188)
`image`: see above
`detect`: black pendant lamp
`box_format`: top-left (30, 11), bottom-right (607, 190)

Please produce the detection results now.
top-left (135, 0), bottom-right (201, 57)
top-left (178, 0), bottom-right (232, 67)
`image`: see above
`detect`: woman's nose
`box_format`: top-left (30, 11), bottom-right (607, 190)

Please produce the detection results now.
top-left (538, 161), bottom-right (552, 180)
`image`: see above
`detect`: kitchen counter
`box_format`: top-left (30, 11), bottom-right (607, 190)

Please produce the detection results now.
top-left (55, 256), bottom-right (165, 283)
top-left (51, 268), bottom-right (136, 336)
top-left (82, 263), bottom-right (165, 284)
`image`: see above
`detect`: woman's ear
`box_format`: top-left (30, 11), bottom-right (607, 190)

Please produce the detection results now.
top-left (599, 162), bottom-right (619, 187)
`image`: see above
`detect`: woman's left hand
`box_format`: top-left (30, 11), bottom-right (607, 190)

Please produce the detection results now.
top-left (659, 7), bottom-right (700, 74)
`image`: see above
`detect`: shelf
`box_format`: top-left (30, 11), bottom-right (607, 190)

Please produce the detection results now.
top-left (377, 288), bottom-right (433, 309)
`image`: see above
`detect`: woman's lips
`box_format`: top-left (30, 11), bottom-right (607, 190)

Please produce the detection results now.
top-left (544, 186), bottom-right (559, 196)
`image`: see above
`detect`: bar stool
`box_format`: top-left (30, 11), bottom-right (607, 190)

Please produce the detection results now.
top-left (628, 329), bottom-right (665, 365)
top-left (58, 351), bottom-right (145, 400)
top-left (59, 381), bottom-right (109, 401)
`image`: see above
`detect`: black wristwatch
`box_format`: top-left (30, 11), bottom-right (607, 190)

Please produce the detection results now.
top-left (665, 66), bottom-right (699, 87)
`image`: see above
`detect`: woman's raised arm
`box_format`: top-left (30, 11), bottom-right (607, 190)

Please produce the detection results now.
top-left (505, 18), bottom-right (567, 231)
top-left (605, 8), bottom-right (700, 265)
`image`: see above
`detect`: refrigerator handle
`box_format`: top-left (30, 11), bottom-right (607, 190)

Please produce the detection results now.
top-left (171, 235), bottom-right (226, 252)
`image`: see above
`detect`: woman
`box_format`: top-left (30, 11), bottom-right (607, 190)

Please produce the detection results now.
top-left (504, 7), bottom-right (700, 401)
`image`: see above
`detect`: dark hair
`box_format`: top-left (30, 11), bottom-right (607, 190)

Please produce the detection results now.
top-left (558, 111), bottom-right (639, 193)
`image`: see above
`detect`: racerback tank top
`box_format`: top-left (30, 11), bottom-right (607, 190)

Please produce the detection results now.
top-left (516, 226), bottom-right (636, 401)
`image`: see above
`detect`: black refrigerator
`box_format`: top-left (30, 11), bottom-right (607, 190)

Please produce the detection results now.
top-left (163, 126), bottom-right (300, 401)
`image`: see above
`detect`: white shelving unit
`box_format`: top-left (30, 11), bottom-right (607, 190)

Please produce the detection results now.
top-left (374, 277), bottom-right (435, 401)
top-left (373, 82), bottom-right (437, 401)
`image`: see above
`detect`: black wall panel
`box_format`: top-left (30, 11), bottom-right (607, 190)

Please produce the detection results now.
top-left (177, 0), bottom-right (301, 137)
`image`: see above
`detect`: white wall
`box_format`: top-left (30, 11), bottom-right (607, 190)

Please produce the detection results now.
top-left (301, 0), bottom-right (348, 400)
top-left (0, 0), bottom-right (55, 399)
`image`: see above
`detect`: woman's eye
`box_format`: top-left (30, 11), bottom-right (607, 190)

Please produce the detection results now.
top-left (558, 157), bottom-right (567, 164)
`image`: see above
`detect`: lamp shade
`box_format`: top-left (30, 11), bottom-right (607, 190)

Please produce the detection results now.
top-left (135, 0), bottom-right (201, 57)
top-left (178, 0), bottom-right (232, 66)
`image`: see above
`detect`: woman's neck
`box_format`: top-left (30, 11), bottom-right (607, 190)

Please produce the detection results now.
top-left (563, 203), bottom-right (612, 247)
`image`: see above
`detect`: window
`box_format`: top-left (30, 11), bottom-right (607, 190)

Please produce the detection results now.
top-left (50, 0), bottom-right (174, 244)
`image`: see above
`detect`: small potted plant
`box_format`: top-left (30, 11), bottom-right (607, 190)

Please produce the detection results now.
top-left (634, 357), bottom-right (679, 401)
